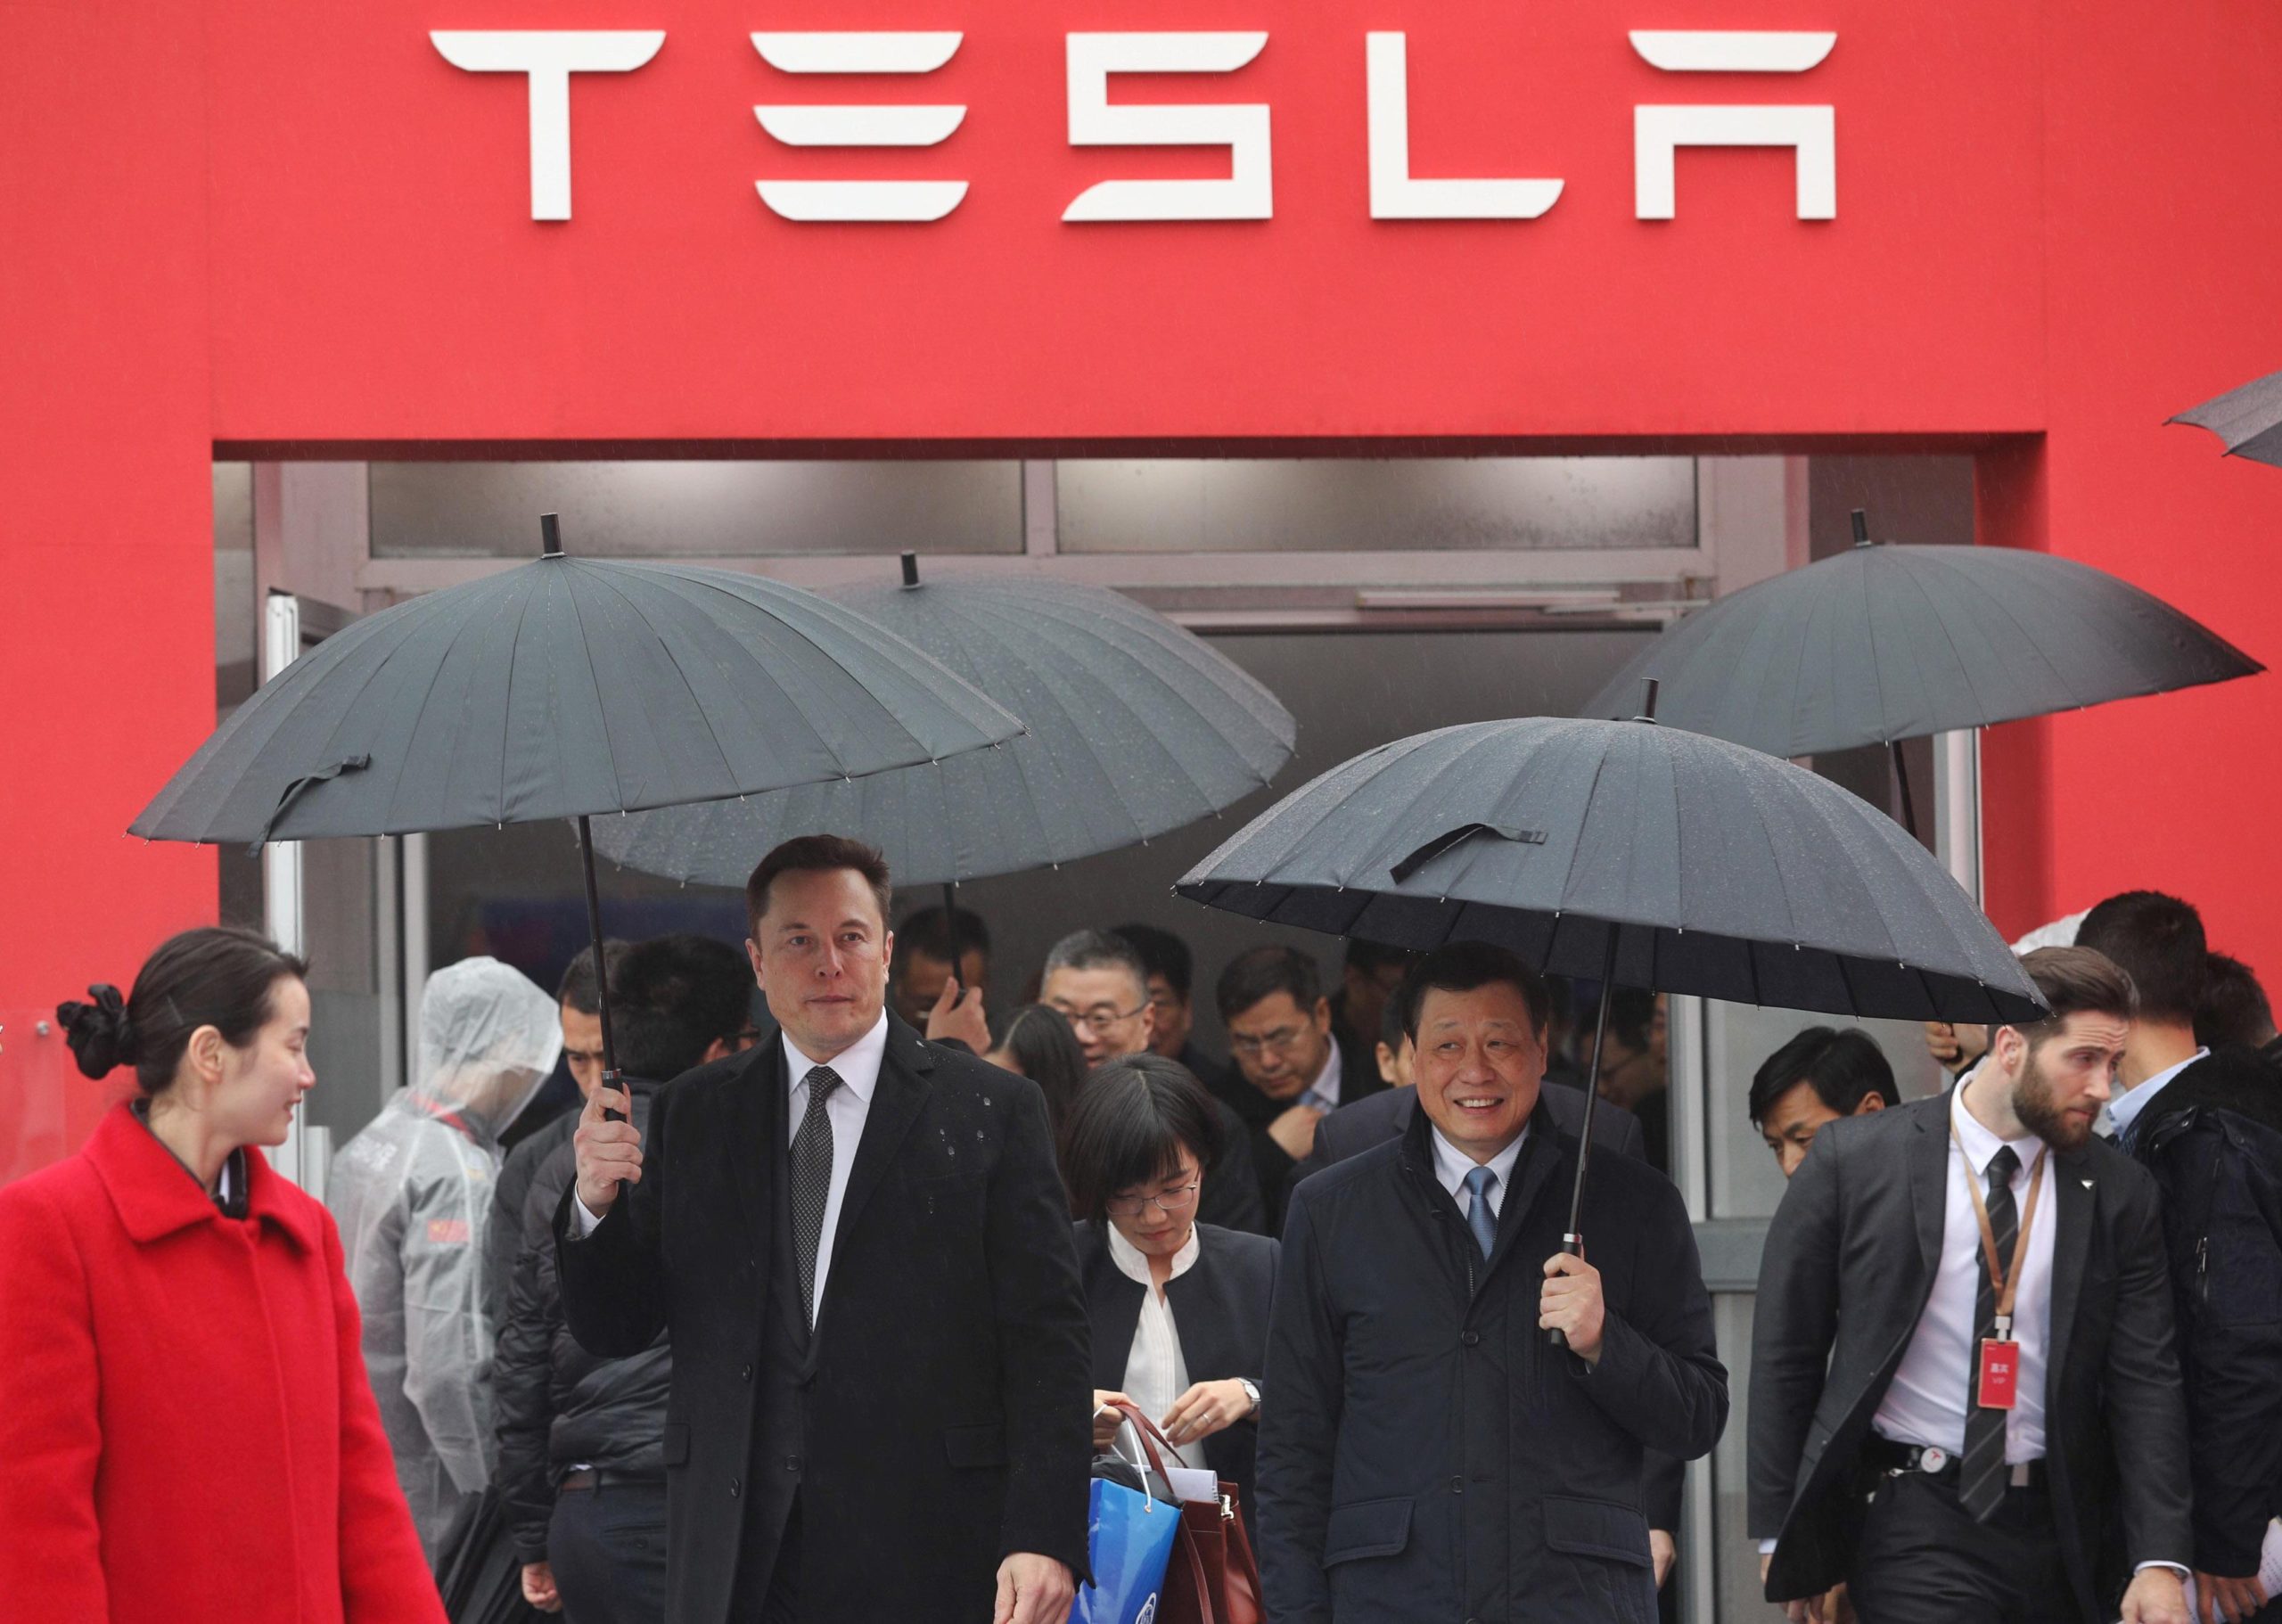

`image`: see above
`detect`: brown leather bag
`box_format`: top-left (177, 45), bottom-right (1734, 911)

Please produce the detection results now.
top-left (1106, 1401), bottom-right (1262, 1624)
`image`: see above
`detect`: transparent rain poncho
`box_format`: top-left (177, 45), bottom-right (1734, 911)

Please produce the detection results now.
top-left (328, 956), bottom-right (562, 1560)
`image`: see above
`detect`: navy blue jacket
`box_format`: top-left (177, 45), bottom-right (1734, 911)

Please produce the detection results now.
top-left (1258, 1102), bottom-right (1726, 1623)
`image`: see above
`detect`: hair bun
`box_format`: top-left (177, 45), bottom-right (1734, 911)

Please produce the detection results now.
top-left (57, 984), bottom-right (138, 1079)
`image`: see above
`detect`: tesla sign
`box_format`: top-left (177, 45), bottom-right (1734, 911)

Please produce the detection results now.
top-left (431, 27), bottom-right (1838, 226)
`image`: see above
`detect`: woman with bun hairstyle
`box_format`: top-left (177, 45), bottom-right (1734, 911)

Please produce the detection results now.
top-left (0, 926), bottom-right (447, 1623)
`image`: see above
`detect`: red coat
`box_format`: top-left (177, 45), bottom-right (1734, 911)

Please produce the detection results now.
top-left (0, 1104), bottom-right (446, 1624)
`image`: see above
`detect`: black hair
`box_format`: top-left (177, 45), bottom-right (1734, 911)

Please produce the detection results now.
top-left (1059, 1053), bottom-right (1225, 1224)
top-left (1378, 993), bottom-right (1409, 1052)
top-left (2196, 951), bottom-right (2277, 1050)
top-left (745, 834), bottom-right (893, 936)
top-left (2075, 890), bottom-right (2207, 1027)
top-left (1605, 987), bottom-right (1660, 1054)
top-left (1112, 923), bottom-right (1194, 1001)
top-left (1396, 940), bottom-right (1550, 1039)
top-left (557, 939), bottom-right (629, 1015)
top-left (609, 933), bottom-right (755, 1082)
top-left (59, 926), bottom-right (309, 1096)
top-left (1747, 1027), bottom-right (1899, 1125)
top-left (897, 905), bottom-right (991, 968)
top-left (1215, 944), bottom-right (1322, 1024)
top-left (993, 1003), bottom-right (1092, 1134)
top-left (1342, 938), bottom-right (1416, 976)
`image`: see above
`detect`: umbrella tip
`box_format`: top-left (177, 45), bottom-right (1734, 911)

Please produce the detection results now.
top-left (900, 551), bottom-right (919, 587)
top-left (1849, 508), bottom-right (1872, 548)
top-left (1634, 677), bottom-right (1661, 724)
top-left (541, 513), bottom-right (564, 557)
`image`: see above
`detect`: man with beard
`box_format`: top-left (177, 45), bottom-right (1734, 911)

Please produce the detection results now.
top-left (1751, 947), bottom-right (2193, 1624)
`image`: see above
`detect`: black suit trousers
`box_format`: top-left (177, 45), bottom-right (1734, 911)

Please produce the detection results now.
top-left (550, 1479), bottom-right (669, 1624)
top-left (1847, 1472), bottom-right (2073, 1624)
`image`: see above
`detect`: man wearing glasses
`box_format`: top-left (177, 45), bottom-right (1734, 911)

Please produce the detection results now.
top-left (1041, 930), bottom-right (1268, 1234)
top-left (1215, 945), bottom-right (1391, 1228)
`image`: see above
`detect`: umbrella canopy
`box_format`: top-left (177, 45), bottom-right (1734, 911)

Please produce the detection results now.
top-left (1177, 716), bottom-right (2045, 1026)
top-left (131, 552), bottom-right (1023, 847)
top-left (2171, 365), bottom-right (2282, 468)
top-left (590, 570), bottom-right (1295, 887)
top-left (1575, 535), bottom-right (2261, 762)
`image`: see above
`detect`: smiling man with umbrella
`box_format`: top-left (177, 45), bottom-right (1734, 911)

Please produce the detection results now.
top-left (1179, 706), bottom-right (2054, 1623)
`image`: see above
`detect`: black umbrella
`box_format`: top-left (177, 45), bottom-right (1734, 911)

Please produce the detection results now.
top-left (131, 518), bottom-right (1022, 1079)
top-left (2171, 365), bottom-right (2282, 468)
top-left (591, 554), bottom-right (1296, 911)
top-left (1176, 709), bottom-right (2043, 1341)
top-left (1577, 512), bottom-right (2260, 834)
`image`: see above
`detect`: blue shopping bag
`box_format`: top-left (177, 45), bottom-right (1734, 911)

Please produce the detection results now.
top-left (1072, 1472), bottom-right (1181, 1624)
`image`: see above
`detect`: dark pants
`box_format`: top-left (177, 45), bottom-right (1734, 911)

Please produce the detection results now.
top-left (550, 1477), bottom-right (669, 1624)
top-left (1847, 1471), bottom-right (2074, 1624)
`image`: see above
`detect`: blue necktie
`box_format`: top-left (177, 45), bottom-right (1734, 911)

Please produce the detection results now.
top-left (1463, 1165), bottom-right (1498, 1259)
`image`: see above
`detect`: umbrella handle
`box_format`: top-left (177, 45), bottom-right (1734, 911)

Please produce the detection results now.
top-left (1544, 1233), bottom-right (1584, 1351)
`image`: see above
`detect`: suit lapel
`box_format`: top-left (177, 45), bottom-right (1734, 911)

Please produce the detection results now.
top-left (2044, 1146), bottom-right (2094, 1406)
top-left (727, 1041), bottom-right (785, 1257)
top-left (833, 1019), bottom-right (933, 1249)
top-left (1908, 1094), bottom-right (1950, 1292)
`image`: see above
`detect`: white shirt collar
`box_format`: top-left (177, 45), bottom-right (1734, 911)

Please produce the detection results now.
top-left (1428, 1119), bottom-right (1530, 1202)
top-left (2106, 1047), bottom-right (2209, 1139)
top-left (1298, 1041), bottom-right (1343, 1111)
top-left (1952, 1067), bottom-right (2047, 1176)
top-left (1105, 1220), bottom-right (1202, 1290)
top-left (783, 1011), bottom-right (889, 1103)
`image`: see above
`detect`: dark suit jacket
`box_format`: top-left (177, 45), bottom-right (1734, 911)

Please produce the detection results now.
top-left (1074, 1221), bottom-right (1277, 1526)
top-left (1749, 1090), bottom-right (2191, 1620)
top-left (555, 1015), bottom-right (1091, 1624)
top-left (1293, 1082), bottom-right (1678, 1532)
top-left (1260, 1105), bottom-right (1727, 1623)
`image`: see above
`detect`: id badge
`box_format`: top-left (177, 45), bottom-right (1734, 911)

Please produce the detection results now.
top-left (1976, 1338), bottom-right (2020, 1410)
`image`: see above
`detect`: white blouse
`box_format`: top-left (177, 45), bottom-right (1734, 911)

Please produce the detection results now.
top-left (1106, 1223), bottom-right (1202, 1443)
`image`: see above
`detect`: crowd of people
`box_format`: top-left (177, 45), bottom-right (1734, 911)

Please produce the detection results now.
top-left (2, 836), bottom-right (2278, 1624)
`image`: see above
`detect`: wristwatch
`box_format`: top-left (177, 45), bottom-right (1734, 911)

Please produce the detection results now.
top-left (1237, 1378), bottom-right (1261, 1416)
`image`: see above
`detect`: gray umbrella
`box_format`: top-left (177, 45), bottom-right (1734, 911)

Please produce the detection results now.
top-left (2171, 365), bottom-right (2282, 467)
top-left (132, 519), bottom-right (1022, 1079)
top-left (1177, 713), bottom-right (2044, 1336)
top-left (1577, 513), bottom-right (2261, 831)
top-left (590, 557), bottom-right (1296, 890)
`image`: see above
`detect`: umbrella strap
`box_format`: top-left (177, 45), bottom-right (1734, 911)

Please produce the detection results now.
top-left (250, 754), bottom-right (371, 854)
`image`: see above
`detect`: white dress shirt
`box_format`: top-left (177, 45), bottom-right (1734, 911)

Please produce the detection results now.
top-left (569, 1013), bottom-right (886, 1314)
top-left (1296, 1041), bottom-right (1344, 1115)
top-left (1872, 1074), bottom-right (2055, 1463)
top-left (1427, 1122), bottom-right (1531, 1220)
top-left (2106, 1047), bottom-right (2208, 1145)
top-left (1106, 1222), bottom-right (1200, 1437)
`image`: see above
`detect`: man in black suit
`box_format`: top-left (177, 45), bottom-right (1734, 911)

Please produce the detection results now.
top-left (1215, 944), bottom-right (1388, 1226)
top-left (559, 836), bottom-right (1088, 1624)
top-left (1259, 940), bottom-right (1727, 1623)
top-left (1751, 946), bottom-right (2193, 1624)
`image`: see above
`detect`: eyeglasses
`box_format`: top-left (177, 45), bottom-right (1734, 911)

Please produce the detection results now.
top-left (1055, 1002), bottom-right (1148, 1035)
top-left (1229, 1025), bottom-right (1310, 1058)
top-left (1104, 1181), bottom-right (1201, 1219)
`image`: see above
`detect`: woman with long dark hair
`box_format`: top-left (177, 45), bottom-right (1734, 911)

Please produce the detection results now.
top-left (0, 926), bottom-right (445, 1621)
top-left (986, 1002), bottom-right (1092, 1136)
top-left (1063, 1053), bottom-right (1277, 1531)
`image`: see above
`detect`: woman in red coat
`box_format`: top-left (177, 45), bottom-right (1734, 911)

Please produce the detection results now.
top-left (0, 926), bottom-right (446, 1624)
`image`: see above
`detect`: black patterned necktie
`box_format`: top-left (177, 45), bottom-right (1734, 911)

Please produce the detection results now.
top-left (1959, 1144), bottom-right (2021, 1521)
top-left (791, 1065), bottom-right (842, 1328)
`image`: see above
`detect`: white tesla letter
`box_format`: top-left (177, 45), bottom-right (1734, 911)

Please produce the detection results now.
top-left (431, 31), bottom-right (665, 221)
top-left (1629, 30), bottom-right (1837, 220)
top-left (1367, 34), bottom-right (1561, 220)
top-left (752, 32), bottom-right (968, 222)
top-left (1063, 33), bottom-right (1271, 223)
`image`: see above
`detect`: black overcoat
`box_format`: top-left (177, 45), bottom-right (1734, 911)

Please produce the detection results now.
top-left (555, 1015), bottom-right (1091, 1624)
top-left (1257, 1102), bottom-right (1726, 1624)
